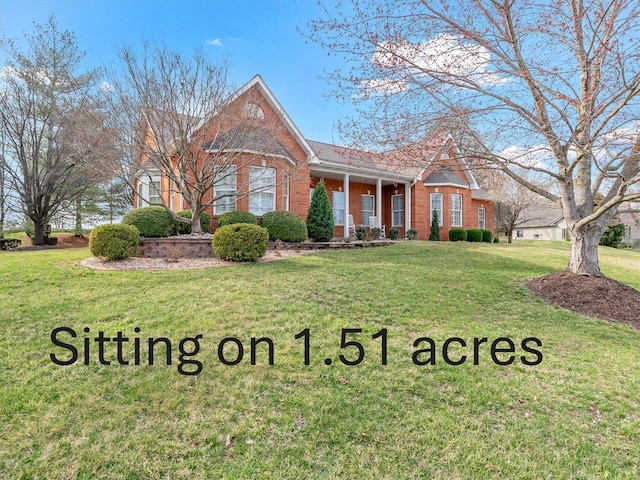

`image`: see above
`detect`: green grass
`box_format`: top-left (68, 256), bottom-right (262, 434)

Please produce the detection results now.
top-left (1, 240), bottom-right (639, 479)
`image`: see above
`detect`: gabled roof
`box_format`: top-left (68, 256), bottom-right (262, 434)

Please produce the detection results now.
top-left (517, 206), bottom-right (564, 228)
top-left (223, 75), bottom-right (319, 164)
top-left (203, 125), bottom-right (295, 162)
top-left (423, 167), bottom-right (469, 188)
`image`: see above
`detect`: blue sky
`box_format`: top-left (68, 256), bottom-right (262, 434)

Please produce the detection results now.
top-left (0, 0), bottom-right (350, 144)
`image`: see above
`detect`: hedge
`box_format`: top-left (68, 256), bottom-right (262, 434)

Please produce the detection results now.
top-left (466, 229), bottom-right (483, 242)
top-left (122, 206), bottom-right (174, 237)
top-left (448, 228), bottom-right (467, 241)
top-left (217, 211), bottom-right (258, 227)
top-left (388, 228), bottom-right (400, 240)
top-left (89, 224), bottom-right (140, 260)
top-left (212, 223), bottom-right (268, 262)
top-left (260, 211), bottom-right (307, 242)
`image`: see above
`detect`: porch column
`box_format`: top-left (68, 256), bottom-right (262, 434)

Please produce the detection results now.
top-left (405, 183), bottom-right (412, 232)
top-left (376, 178), bottom-right (383, 228)
top-left (344, 173), bottom-right (350, 235)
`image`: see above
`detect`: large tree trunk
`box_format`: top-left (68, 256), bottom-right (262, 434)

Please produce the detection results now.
top-left (33, 221), bottom-right (45, 246)
top-left (191, 214), bottom-right (202, 234)
top-left (567, 226), bottom-right (604, 276)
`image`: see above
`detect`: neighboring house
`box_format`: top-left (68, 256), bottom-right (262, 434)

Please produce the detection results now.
top-left (134, 75), bottom-right (494, 241)
top-left (619, 210), bottom-right (640, 247)
top-left (513, 206), bottom-right (567, 241)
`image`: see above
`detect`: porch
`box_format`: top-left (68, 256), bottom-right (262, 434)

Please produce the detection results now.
top-left (310, 168), bottom-right (414, 239)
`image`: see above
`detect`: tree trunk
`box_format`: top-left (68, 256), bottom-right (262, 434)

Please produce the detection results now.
top-left (33, 222), bottom-right (45, 246)
top-left (74, 196), bottom-right (83, 236)
top-left (191, 212), bottom-right (202, 234)
top-left (567, 227), bottom-right (603, 276)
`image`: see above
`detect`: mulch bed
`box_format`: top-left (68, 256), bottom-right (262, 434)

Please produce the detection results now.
top-left (12, 234), bottom-right (89, 251)
top-left (527, 271), bottom-right (640, 329)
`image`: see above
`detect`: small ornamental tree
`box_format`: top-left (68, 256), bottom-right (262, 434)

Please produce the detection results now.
top-left (599, 224), bottom-right (625, 248)
top-left (429, 211), bottom-right (440, 241)
top-left (307, 182), bottom-right (334, 242)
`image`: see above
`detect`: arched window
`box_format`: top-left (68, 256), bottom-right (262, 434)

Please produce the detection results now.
top-left (243, 102), bottom-right (265, 119)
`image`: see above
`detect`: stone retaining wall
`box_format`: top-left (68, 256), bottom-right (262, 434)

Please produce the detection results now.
top-left (137, 237), bottom-right (213, 258)
top-left (137, 237), bottom-right (397, 258)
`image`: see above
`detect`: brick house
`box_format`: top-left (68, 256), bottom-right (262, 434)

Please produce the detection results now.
top-left (134, 75), bottom-right (494, 240)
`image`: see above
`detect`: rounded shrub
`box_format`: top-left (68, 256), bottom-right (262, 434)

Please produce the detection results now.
top-left (481, 229), bottom-right (493, 243)
top-left (217, 210), bottom-right (258, 227)
top-left (406, 229), bottom-right (418, 240)
top-left (122, 206), bottom-right (173, 237)
top-left (212, 223), bottom-right (268, 262)
top-left (174, 210), bottom-right (211, 235)
top-left (466, 229), bottom-right (483, 242)
top-left (388, 228), bottom-right (400, 240)
top-left (260, 210), bottom-right (307, 242)
top-left (493, 237), bottom-right (500, 243)
top-left (89, 224), bottom-right (139, 260)
top-left (448, 228), bottom-right (467, 241)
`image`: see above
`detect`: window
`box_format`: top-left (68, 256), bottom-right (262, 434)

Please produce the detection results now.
top-left (137, 182), bottom-right (144, 208)
top-left (392, 194), bottom-right (403, 227)
top-left (284, 174), bottom-right (290, 211)
top-left (430, 193), bottom-right (443, 226)
top-left (149, 180), bottom-right (161, 205)
top-left (451, 194), bottom-right (462, 227)
top-left (561, 228), bottom-right (567, 240)
top-left (332, 191), bottom-right (345, 226)
top-left (243, 102), bottom-right (265, 119)
top-left (478, 207), bottom-right (486, 230)
top-left (516, 229), bottom-right (524, 238)
top-left (310, 188), bottom-right (315, 203)
top-left (362, 194), bottom-right (375, 226)
top-left (249, 166), bottom-right (275, 216)
top-left (137, 176), bottom-right (161, 207)
top-left (214, 166), bottom-right (237, 214)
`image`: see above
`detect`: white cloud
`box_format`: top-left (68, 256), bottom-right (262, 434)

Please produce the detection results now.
top-left (358, 77), bottom-right (408, 97)
top-left (206, 38), bottom-right (224, 47)
top-left (499, 145), bottom-right (553, 169)
top-left (100, 81), bottom-right (113, 93)
top-left (372, 34), bottom-right (505, 88)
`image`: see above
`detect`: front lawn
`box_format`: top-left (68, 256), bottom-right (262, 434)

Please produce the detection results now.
top-left (1, 241), bottom-right (639, 478)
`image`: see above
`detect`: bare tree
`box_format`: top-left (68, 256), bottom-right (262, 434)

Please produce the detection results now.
top-left (478, 166), bottom-right (545, 243)
top-left (0, 17), bottom-right (112, 244)
top-left (104, 44), bottom-right (292, 234)
top-left (310, 0), bottom-right (640, 276)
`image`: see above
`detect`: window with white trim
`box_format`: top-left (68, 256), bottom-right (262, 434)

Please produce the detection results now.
top-left (516, 229), bottom-right (524, 238)
top-left (137, 176), bottom-right (161, 207)
top-left (310, 188), bottom-right (315, 203)
top-left (362, 194), bottom-right (374, 226)
top-left (214, 166), bottom-right (237, 214)
top-left (137, 182), bottom-right (144, 208)
top-left (478, 207), bottom-right (486, 229)
top-left (430, 193), bottom-right (443, 226)
top-left (284, 174), bottom-right (290, 211)
top-left (392, 194), bottom-right (403, 227)
top-left (332, 191), bottom-right (345, 226)
top-left (249, 166), bottom-right (276, 216)
top-left (451, 194), bottom-right (462, 227)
